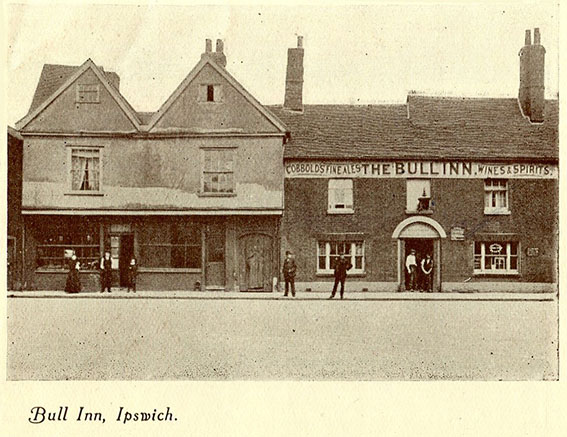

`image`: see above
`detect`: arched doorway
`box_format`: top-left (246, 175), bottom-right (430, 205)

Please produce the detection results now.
top-left (392, 217), bottom-right (446, 292)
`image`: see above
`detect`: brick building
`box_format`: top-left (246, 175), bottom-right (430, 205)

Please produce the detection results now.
top-left (15, 39), bottom-right (287, 292)
top-left (271, 29), bottom-right (558, 293)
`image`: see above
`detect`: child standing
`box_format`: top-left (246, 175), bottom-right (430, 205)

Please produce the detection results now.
top-left (127, 258), bottom-right (137, 293)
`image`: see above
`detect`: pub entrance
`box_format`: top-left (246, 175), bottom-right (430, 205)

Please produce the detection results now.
top-left (392, 217), bottom-right (446, 292)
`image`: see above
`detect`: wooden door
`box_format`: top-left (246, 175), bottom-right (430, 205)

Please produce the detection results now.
top-left (238, 233), bottom-right (273, 291)
top-left (205, 223), bottom-right (225, 289)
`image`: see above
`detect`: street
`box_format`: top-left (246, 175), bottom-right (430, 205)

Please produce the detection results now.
top-left (7, 296), bottom-right (558, 380)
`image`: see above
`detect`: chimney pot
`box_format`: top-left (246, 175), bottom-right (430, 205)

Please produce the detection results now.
top-left (525, 29), bottom-right (531, 46)
top-left (205, 39), bottom-right (212, 52)
top-left (534, 28), bottom-right (541, 44)
top-left (216, 39), bottom-right (224, 53)
top-left (297, 35), bottom-right (304, 48)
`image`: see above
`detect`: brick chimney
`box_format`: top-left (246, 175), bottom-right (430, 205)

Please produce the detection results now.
top-left (201, 38), bottom-right (227, 68)
top-left (284, 36), bottom-right (304, 111)
top-left (518, 28), bottom-right (546, 122)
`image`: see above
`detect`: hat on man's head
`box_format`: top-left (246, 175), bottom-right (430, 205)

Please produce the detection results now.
top-left (411, 249), bottom-right (416, 253)
top-left (286, 250), bottom-right (291, 255)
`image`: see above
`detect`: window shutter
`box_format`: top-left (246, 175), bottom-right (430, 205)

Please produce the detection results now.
top-left (214, 85), bottom-right (223, 102)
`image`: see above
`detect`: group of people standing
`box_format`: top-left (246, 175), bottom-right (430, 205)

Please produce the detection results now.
top-left (64, 250), bottom-right (137, 294)
top-left (281, 251), bottom-right (353, 299)
top-left (281, 249), bottom-right (434, 297)
top-left (405, 249), bottom-right (434, 292)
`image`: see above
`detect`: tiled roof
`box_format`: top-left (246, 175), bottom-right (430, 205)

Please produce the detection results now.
top-left (27, 64), bottom-right (122, 114)
top-left (268, 96), bottom-right (558, 162)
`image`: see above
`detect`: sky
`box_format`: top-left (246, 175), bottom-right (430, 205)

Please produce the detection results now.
top-left (5, 1), bottom-right (559, 126)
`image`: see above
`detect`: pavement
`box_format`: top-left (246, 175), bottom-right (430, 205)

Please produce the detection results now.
top-left (7, 289), bottom-right (557, 301)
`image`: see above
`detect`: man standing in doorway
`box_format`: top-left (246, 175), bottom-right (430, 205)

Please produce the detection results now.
top-left (421, 253), bottom-right (433, 292)
top-left (282, 250), bottom-right (297, 297)
top-left (329, 253), bottom-right (352, 299)
top-left (100, 250), bottom-right (112, 293)
top-left (406, 249), bottom-right (418, 291)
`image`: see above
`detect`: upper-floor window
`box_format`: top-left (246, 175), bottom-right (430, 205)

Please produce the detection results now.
top-left (199, 84), bottom-right (223, 103)
top-left (484, 179), bottom-right (509, 214)
top-left (76, 84), bottom-right (100, 103)
top-left (328, 179), bottom-right (353, 213)
top-left (202, 149), bottom-right (234, 194)
top-left (474, 241), bottom-right (518, 274)
top-left (406, 179), bottom-right (431, 213)
top-left (71, 148), bottom-right (101, 192)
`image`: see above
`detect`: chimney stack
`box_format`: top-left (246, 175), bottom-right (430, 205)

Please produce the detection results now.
top-left (518, 28), bottom-right (546, 122)
top-left (284, 36), bottom-right (304, 111)
top-left (201, 38), bottom-right (227, 68)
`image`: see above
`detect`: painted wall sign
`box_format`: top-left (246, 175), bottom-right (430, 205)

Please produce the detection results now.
top-left (284, 161), bottom-right (557, 179)
top-left (450, 227), bottom-right (465, 241)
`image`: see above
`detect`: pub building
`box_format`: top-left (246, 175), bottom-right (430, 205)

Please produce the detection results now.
top-left (16, 39), bottom-right (286, 291)
top-left (270, 29), bottom-right (558, 293)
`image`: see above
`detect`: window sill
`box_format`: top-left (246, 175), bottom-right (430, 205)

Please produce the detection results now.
top-left (405, 209), bottom-right (433, 215)
top-left (473, 271), bottom-right (519, 276)
top-left (197, 192), bottom-right (236, 198)
top-left (35, 268), bottom-right (99, 274)
top-left (138, 268), bottom-right (202, 274)
top-left (64, 191), bottom-right (104, 197)
top-left (327, 209), bottom-right (354, 215)
top-left (316, 272), bottom-right (366, 278)
top-left (484, 209), bottom-right (511, 216)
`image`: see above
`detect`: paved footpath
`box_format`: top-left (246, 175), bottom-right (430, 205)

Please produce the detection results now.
top-left (7, 289), bottom-right (557, 301)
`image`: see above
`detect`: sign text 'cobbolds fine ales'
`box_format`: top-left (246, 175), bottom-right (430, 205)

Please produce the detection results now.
top-left (284, 161), bottom-right (557, 179)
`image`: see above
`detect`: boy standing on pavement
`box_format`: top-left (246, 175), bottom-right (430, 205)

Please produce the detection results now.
top-left (282, 250), bottom-right (297, 297)
top-left (329, 254), bottom-right (352, 299)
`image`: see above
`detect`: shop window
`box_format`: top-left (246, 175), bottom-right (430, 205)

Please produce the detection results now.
top-left (317, 241), bottom-right (364, 274)
top-left (76, 84), bottom-right (100, 103)
top-left (202, 149), bottom-right (234, 194)
top-left (406, 179), bottom-right (431, 213)
top-left (328, 179), bottom-right (353, 213)
top-left (139, 222), bottom-right (201, 269)
top-left (484, 179), bottom-right (509, 214)
top-left (474, 241), bottom-right (519, 274)
top-left (70, 148), bottom-right (101, 192)
top-left (199, 84), bottom-right (223, 102)
top-left (36, 221), bottom-right (100, 270)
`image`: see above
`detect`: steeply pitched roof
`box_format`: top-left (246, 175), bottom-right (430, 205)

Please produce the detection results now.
top-left (147, 57), bottom-right (287, 133)
top-left (27, 64), bottom-right (122, 114)
top-left (269, 97), bottom-right (558, 162)
top-left (17, 59), bottom-right (142, 130)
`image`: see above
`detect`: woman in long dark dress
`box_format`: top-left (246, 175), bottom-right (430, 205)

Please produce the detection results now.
top-left (65, 254), bottom-right (81, 293)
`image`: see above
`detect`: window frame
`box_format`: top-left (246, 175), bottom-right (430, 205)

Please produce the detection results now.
top-left (66, 145), bottom-right (103, 195)
top-left (316, 240), bottom-right (365, 275)
top-left (327, 178), bottom-right (354, 214)
top-left (75, 83), bottom-right (100, 104)
top-left (484, 179), bottom-right (510, 215)
top-left (200, 147), bottom-right (236, 196)
top-left (198, 84), bottom-right (223, 103)
top-left (138, 222), bottom-right (202, 272)
top-left (473, 241), bottom-right (520, 275)
top-left (406, 178), bottom-right (432, 214)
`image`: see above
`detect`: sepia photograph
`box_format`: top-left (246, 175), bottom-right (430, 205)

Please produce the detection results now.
top-left (5, 1), bottom-right (560, 385)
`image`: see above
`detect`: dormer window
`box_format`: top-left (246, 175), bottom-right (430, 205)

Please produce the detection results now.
top-left (199, 84), bottom-right (223, 103)
top-left (76, 84), bottom-right (100, 103)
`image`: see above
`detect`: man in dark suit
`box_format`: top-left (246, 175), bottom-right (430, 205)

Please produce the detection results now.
top-left (282, 250), bottom-right (297, 297)
top-left (329, 254), bottom-right (352, 299)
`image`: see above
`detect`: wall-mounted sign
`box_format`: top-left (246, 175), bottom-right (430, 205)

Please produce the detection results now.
top-left (284, 161), bottom-right (557, 179)
top-left (489, 243), bottom-right (503, 254)
top-left (526, 248), bottom-right (540, 257)
top-left (451, 227), bottom-right (465, 241)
